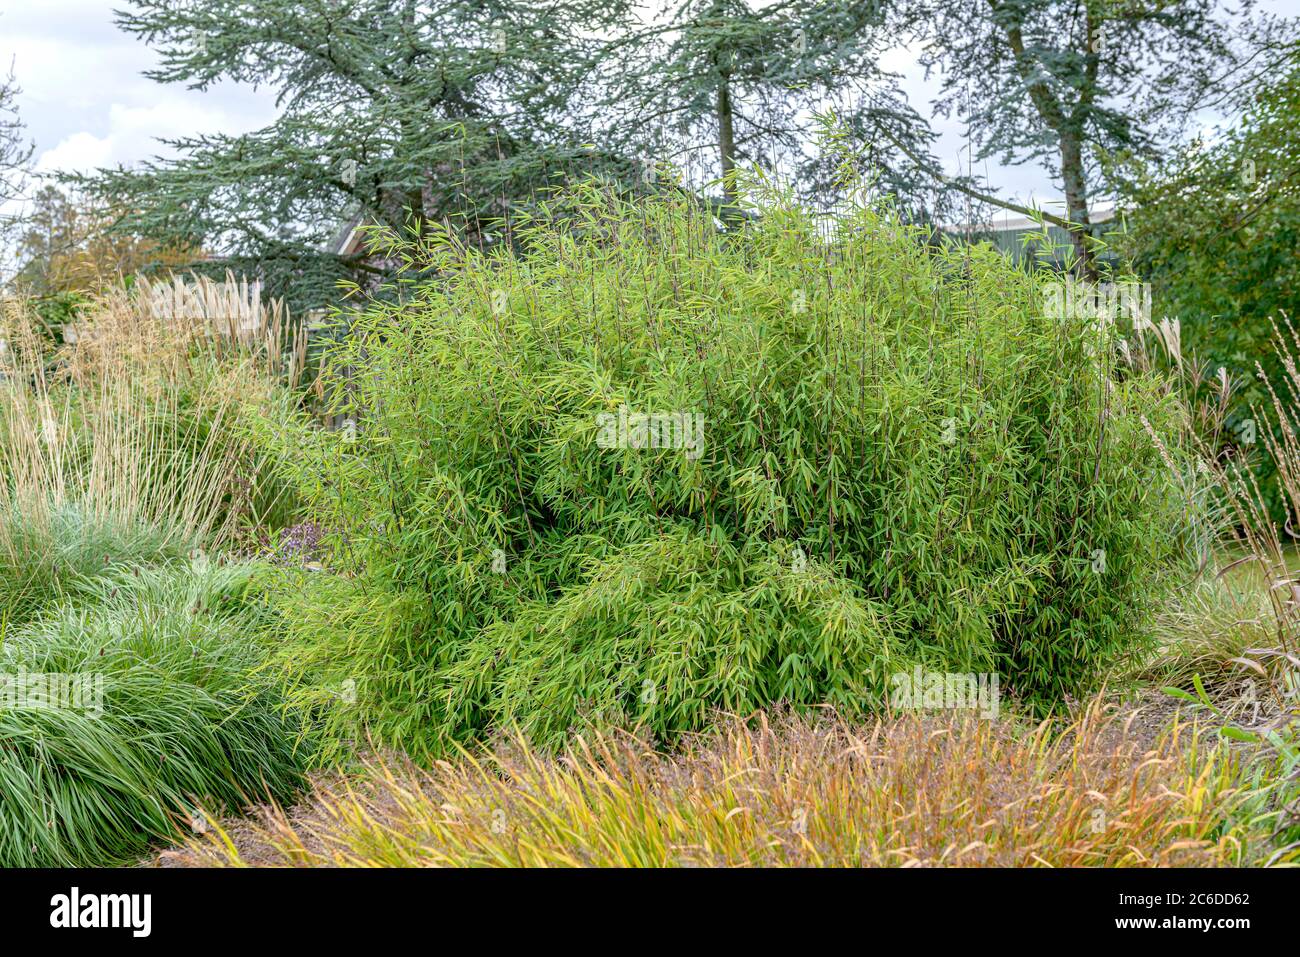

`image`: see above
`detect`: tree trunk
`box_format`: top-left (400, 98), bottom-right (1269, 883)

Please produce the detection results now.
top-left (717, 72), bottom-right (737, 207)
top-left (1059, 131), bottom-right (1097, 280)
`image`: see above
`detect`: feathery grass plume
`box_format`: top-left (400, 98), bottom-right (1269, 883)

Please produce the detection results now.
top-left (137, 271), bottom-right (309, 388)
top-left (0, 562), bottom-right (306, 867)
top-left (1181, 318), bottom-right (1300, 689)
top-left (0, 282), bottom-right (311, 866)
top-left (1136, 576), bottom-right (1279, 693)
top-left (161, 700), bottom-right (1297, 868)
top-left (255, 176), bottom-right (1193, 759)
top-left (0, 279), bottom-right (303, 551)
top-left (1112, 311), bottom-right (1300, 817)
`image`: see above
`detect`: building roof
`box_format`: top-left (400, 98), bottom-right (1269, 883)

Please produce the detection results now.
top-left (326, 209), bottom-right (367, 257)
top-left (943, 202), bottom-right (1116, 234)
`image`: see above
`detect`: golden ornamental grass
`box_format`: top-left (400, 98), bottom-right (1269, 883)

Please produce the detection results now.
top-left (164, 699), bottom-right (1288, 868)
top-left (0, 275), bottom-right (303, 548)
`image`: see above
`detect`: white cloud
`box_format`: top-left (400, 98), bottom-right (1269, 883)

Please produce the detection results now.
top-left (35, 98), bottom-right (269, 174)
top-left (0, 0), bottom-right (278, 178)
top-left (35, 131), bottom-right (113, 173)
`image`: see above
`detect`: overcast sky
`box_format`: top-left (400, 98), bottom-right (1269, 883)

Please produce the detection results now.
top-left (0, 0), bottom-right (1291, 225)
top-left (1, 1), bottom-right (278, 178)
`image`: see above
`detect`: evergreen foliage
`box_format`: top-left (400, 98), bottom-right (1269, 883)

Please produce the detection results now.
top-left (1116, 43), bottom-right (1300, 521)
top-left (76, 0), bottom-right (638, 308)
top-left (257, 179), bottom-right (1193, 757)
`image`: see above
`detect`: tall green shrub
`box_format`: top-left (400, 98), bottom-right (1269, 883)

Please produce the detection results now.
top-left (263, 181), bottom-right (1192, 756)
